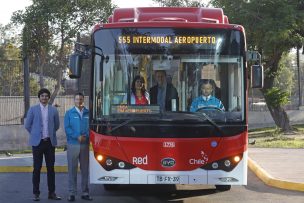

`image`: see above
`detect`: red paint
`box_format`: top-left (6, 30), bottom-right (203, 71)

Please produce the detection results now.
top-left (93, 7), bottom-right (244, 33)
top-left (90, 130), bottom-right (246, 171)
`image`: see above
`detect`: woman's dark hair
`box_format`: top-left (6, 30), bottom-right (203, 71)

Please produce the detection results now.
top-left (38, 88), bottom-right (51, 98)
top-left (131, 75), bottom-right (146, 96)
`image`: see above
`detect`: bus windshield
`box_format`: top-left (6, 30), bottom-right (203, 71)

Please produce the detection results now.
top-left (92, 28), bottom-right (245, 123)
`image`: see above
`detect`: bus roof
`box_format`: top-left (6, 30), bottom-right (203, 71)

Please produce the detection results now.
top-left (108, 7), bottom-right (229, 24)
top-left (92, 7), bottom-right (244, 33)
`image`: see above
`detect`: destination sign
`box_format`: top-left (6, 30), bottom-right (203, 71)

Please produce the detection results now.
top-left (111, 105), bottom-right (160, 114)
top-left (118, 35), bottom-right (216, 44)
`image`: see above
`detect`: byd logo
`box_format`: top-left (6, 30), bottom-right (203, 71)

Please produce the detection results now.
top-left (161, 158), bottom-right (176, 167)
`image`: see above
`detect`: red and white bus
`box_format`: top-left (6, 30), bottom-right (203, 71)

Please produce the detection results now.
top-left (69, 7), bottom-right (263, 191)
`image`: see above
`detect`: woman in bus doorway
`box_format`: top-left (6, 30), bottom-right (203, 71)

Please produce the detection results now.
top-left (123, 75), bottom-right (150, 105)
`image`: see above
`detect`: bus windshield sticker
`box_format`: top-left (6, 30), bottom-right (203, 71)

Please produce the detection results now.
top-left (111, 105), bottom-right (160, 114)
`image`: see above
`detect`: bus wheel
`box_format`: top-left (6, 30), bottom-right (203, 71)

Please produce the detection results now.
top-left (215, 185), bottom-right (231, 191)
top-left (104, 184), bottom-right (120, 190)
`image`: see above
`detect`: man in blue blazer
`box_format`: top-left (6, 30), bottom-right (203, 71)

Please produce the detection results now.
top-left (25, 88), bottom-right (61, 201)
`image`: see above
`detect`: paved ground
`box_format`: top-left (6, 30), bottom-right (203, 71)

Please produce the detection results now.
top-left (249, 148), bottom-right (304, 183)
top-left (0, 171), bottom-right (303, 203)
top-left (0, 148), bottom-right (303, 192)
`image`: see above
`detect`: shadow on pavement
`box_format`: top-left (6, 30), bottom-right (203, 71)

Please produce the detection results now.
top-left (91, 184), bottom-right (219, 201)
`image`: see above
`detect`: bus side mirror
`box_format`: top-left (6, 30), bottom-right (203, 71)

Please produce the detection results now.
top-left (251, 65), bottom-right (264, 88)
top-left (68, 53), bottom-right (82, 78)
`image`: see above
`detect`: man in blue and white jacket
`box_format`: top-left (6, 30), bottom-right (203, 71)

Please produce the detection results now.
top-left (64, 93), bottom-right (92, 201)
top-left (190, 80), bottom-right (225, 112)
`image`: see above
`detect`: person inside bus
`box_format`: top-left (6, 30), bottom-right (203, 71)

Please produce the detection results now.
top-left (150, 70), bottom-right (179, 111)
top-left (190, 79), bottom-right (225, 112)
top-left (123, 75), bottom-right (150, 105)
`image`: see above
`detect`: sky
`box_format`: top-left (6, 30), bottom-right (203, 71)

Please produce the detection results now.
top-left (0, 0), bottom-right (31, 25)
top-left (0, 0), bottom-right (157, 25)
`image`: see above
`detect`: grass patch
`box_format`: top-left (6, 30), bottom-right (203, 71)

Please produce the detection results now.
top-left (249, 125), bottom-right (304, 148)
top-left (254, 137), bottom-right (304, 148)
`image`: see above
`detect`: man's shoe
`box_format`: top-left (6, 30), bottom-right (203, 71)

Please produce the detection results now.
top-left (81, 195), bottom-right (93, 201)
top-left (33, 194), bottom-right (40, 201)
top-left (67, 195), bottom-right (75, 202)
top-left (48, 193), bottom-right (62, 200)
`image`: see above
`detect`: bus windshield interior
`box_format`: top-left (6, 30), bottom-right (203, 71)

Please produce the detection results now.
top-left (92, 28), bottom-right (245, 123)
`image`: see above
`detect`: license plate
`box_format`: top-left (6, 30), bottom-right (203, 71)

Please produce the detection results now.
top-left (155, 175), bottom-right (180, 184)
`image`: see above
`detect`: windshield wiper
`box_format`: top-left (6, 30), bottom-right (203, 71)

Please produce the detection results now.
top-left (107, 118), bottom-right (136, 134)
top-left (107, 116), bottom-right (161, 134)
top-left (193, 112), bottom-right (225, 136)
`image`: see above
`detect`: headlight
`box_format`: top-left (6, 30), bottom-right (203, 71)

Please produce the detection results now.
top-left (106, 159), bottom-right (113, 166)
top-left (224, 160), bottom-right (231, 167)
top-left (201, 154), bottom-right (243, 172)
top-left (118, 161), bottom-right (125, 168)
top-left (96, 155), bottom-right (103, 161)
top-left (94, 153), bottom-right (135, 171)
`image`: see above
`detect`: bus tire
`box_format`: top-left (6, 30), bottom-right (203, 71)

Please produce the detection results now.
top-left (215, 185), bottom-right (231, 191)
top-left (104, 184), bottom-right (120, 190)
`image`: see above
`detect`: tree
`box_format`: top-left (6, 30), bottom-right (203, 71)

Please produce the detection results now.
top-left (0, 24), bottom-right (22, 96)
top-left (0, 60), bottom-right (22, 96)
top-left (0, 24), bottom-right (40, 96)
top-left (12, 0), bottom-right (115, 103)
top-left (29, 77), bottom-right (40, 95)
top-left (210, 0), bottom-right (304, 132)
top-left (0, 23), bottom-right (22, 60)
top-left (264, 53), bottom-right (296, 117)
top-left (274, 52), bottom-right (295, 96)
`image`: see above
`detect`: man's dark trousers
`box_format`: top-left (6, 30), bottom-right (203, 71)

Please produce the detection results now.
top-left (32, 138), bottom-right (55, 195)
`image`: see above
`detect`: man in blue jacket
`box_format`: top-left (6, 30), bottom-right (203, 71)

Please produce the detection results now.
top-left (190, 79), bottom-right (225, 112)
top-left (64, 93), bottom-right (92, 201)
top-left (25, 88), bottom-right (61, 201)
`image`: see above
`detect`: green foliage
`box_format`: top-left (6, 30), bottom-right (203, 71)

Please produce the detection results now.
top-left (0, 24), bottom-right (26, 96)
top-left (11, 0), bottom-right (115, 97)
top-left (274, 52), bottom-right (295, 95)
top-left (0, 60), bottom-right (23, 96)
top-left (12, 0), bottom-right (115, 52)
top-left (264, 87), bottom-right (290, 108)
top-left (0, 24), bottom-right (22, 60)
top-left (252, 137), bottom-right (304, 148)
top-left (249, 125), bottom-right (304, 148)
top-left (0, 46), bottom-right (4, 59)
top-left (29, 77), bottom-right (40, 96)
top-left (211, 0), bottom-right (304, 56)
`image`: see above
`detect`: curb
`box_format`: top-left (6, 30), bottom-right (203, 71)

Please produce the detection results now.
top-left (248, 157), bottom-right (304, 192)
top-left (0, 166), bottom-right (68, 173)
